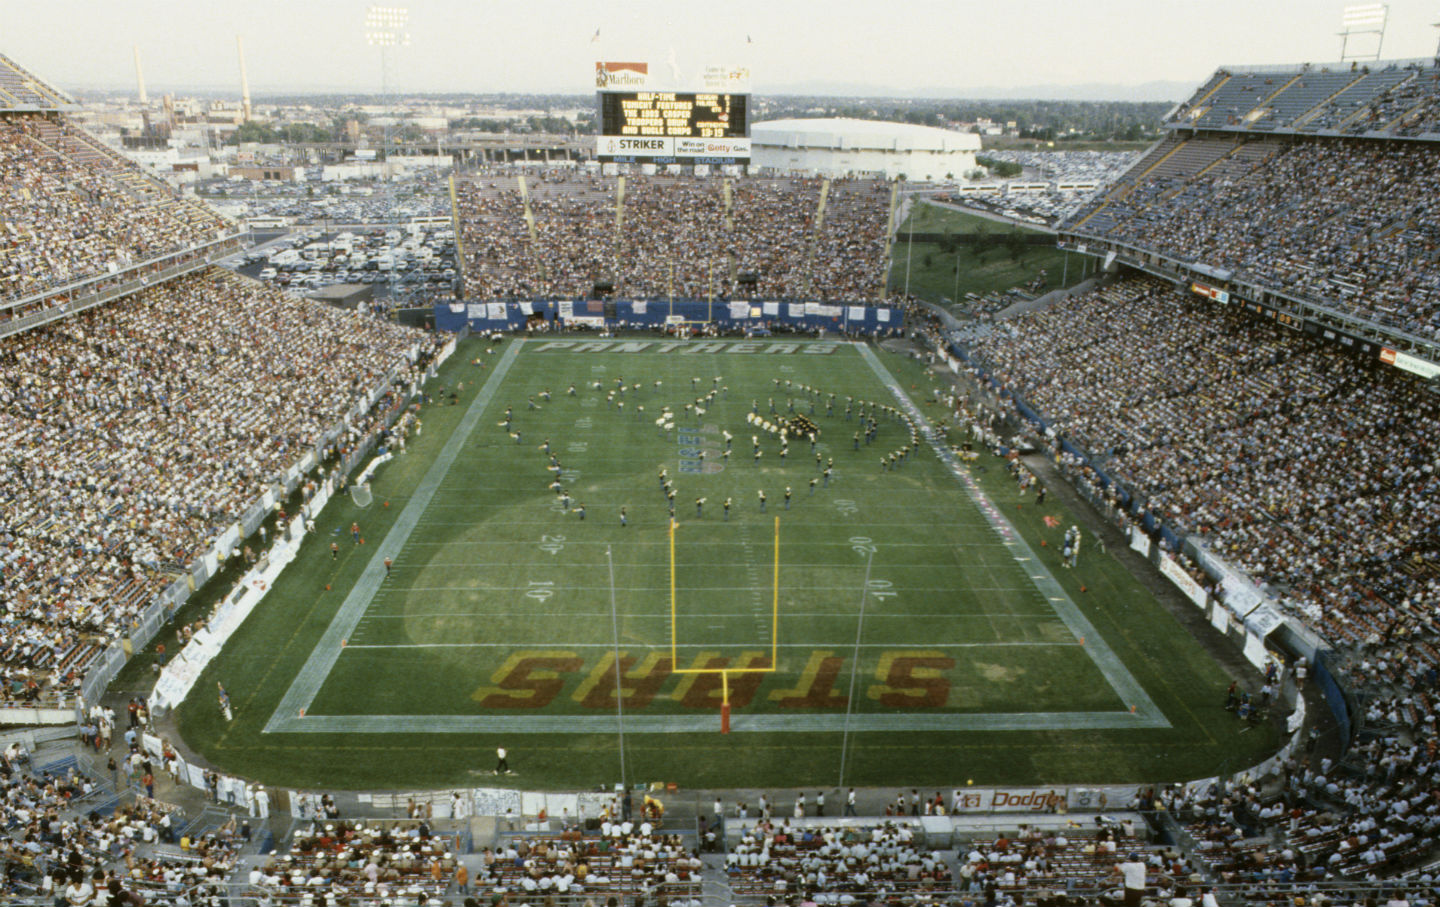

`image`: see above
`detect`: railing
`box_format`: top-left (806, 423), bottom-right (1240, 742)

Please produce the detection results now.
top-left (0, 233), bottom-right (245, 338)
top-left (1216, 58), bottom-right (1437, 75)
top-left (214, 880), bottom-right (1440, 907)
top-left (1054, 231), bottom-right (1440, 361)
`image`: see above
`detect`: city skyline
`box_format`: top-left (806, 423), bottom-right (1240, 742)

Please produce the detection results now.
top-left (3, 0), bottom-right (1439, 100)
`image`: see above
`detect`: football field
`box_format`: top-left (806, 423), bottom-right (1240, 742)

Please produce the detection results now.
top-left (176, 336), bottom-right (1278, 789)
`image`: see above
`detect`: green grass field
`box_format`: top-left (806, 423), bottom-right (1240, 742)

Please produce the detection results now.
top-left (175, 337), bottom-right (1278, 790)
top-left (889, 204), bottom-right (1095, 306)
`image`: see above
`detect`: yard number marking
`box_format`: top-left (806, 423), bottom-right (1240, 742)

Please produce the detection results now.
top-left (866, 578), bottom-right (897, 601)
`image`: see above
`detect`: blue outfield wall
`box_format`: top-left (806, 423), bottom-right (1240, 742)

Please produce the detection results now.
top-left (435, 298), bottom-right (903, 336)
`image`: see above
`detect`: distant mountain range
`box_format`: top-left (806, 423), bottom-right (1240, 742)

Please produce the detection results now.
top-left (762, 80), bottom-right (1197, 103)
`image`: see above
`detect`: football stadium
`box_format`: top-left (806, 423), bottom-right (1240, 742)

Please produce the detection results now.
top-left (1, 5), bottom-right (1439, 906)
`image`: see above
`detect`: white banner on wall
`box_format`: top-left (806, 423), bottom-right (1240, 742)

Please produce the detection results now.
top-left (632, 300), bottom-right (647, 315)
top-left (488, 302), bottom-right (507, 320)
top-left (1128, 527), bottom-right (1151, 557)
top-left (1209, 601), bottom-right (1230, 633)
top-left (151, 483), bottom-right (333, 712)
top-left (1245, 604), bottom-right (1284, 639)
top-left (1158, 552), bottom-right (1207, 609)
top-left (729, 301), bottom-right (750, 319)
top-left (1242, 631), bottom-right (1269, 669)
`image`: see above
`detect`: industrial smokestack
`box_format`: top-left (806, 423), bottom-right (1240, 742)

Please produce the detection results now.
top-left (133, 45), bottom-right (148, 105)
top-left (236, 35), bottom-right (252, 122)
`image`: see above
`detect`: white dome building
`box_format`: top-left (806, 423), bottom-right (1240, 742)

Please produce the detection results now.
top-left (750, 118), bottom-right (980, 180)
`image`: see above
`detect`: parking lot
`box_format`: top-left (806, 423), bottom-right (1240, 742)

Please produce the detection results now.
top-left (222, 224), bottom-right (458, 302)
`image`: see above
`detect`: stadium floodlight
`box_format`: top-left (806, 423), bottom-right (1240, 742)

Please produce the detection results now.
top-left (1338, 3), bottom-right (1387, 62)
top-left (365, 5), bottom-right (411, 46)
top-left (1341, 3), bottom-right (1386, 27)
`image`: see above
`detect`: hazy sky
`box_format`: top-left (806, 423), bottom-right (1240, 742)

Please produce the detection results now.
top-left (3, 0), bottom-right (1439, 98)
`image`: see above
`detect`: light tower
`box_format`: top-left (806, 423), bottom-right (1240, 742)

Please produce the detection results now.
top-left (364, 5), bottom-right (410, 308)
top-left (1338, 4), bottom-right (1388, 62)
top-left (133, 45), bottom-right (148, 105)
top-left (237, 36), bottom-right (253, 122)
top-left (365, 6), bottom-right (410, 120)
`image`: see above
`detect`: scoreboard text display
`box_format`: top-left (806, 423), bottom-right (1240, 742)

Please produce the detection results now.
top-left (597, 91), bottom-right (750, 164)
top-left (601, 92), bottom-right (747, 138)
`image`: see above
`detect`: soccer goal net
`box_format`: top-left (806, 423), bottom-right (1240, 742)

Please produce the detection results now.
top-left (350, 482), bottom-right (373, 509)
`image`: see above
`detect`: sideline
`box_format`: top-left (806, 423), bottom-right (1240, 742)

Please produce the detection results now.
top-left (854, 341), bottom-right (1168, 730)
top-left (263, 339), bottom-right (525, 732)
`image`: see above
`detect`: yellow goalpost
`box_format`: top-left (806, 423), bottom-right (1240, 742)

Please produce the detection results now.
top-left (668, 516), bottom-right (781, 732)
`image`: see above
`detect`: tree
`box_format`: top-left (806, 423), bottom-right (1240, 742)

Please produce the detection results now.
top-left (975, 155), bottom-right (1022, 179)
top-left (1006, 230), bottom-right (1026, 262)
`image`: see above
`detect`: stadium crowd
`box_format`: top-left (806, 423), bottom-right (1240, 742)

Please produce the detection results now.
top-left (4, 47), bottom-right (1440, 899)
top-left (1172, 729), bottom-right (1440, 885)
top-left (454, 172), bottom-right (893, 303)
top-left (0, 740), bottom-right (238, 906)
top-left (474, 825), bottom-right (702, 901)
top-left (0, 114), bottom-right (231, 304)
top-left (1168, 62), bottom-right (1440, 139)
top-left (0, 267), bottom-right (427, 703)
top-left (1351, 66), bottom-right (1440, 138)
top-left (725, 819), bottom-right (950, 900)
top-left (1065, 135), bottom-right (1440, 340)
top-left (938, 274), bottom-right (1440, 890)
top-left (964, 277), bottom-right (1439, 648)
top-left (247, 819), bottom-right (464, 904)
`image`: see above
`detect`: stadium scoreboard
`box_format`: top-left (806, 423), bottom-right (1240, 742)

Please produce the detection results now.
top-left (597, 91), bottom-right (751, 165)
top-left (601, 92), bottom-right (747, 139)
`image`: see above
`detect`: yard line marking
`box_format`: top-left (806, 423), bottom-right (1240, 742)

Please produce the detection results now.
top-left (397, 539), bottom-right (997, 548)
top-left (356, 609), bottom-right (1058, 619)
top-left (339, 641), bottom-right (1080, 650)
top-left (264, 339), bottom-right (526, 734)
top-left (387, 561), bottom-right (1027, 570)
top-left (408, 519), bottom-right (1005, 529)
top-left (365, 587), bottom-right (1043, 596)
top-left (271, 710), bottom-right (1167, 735)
